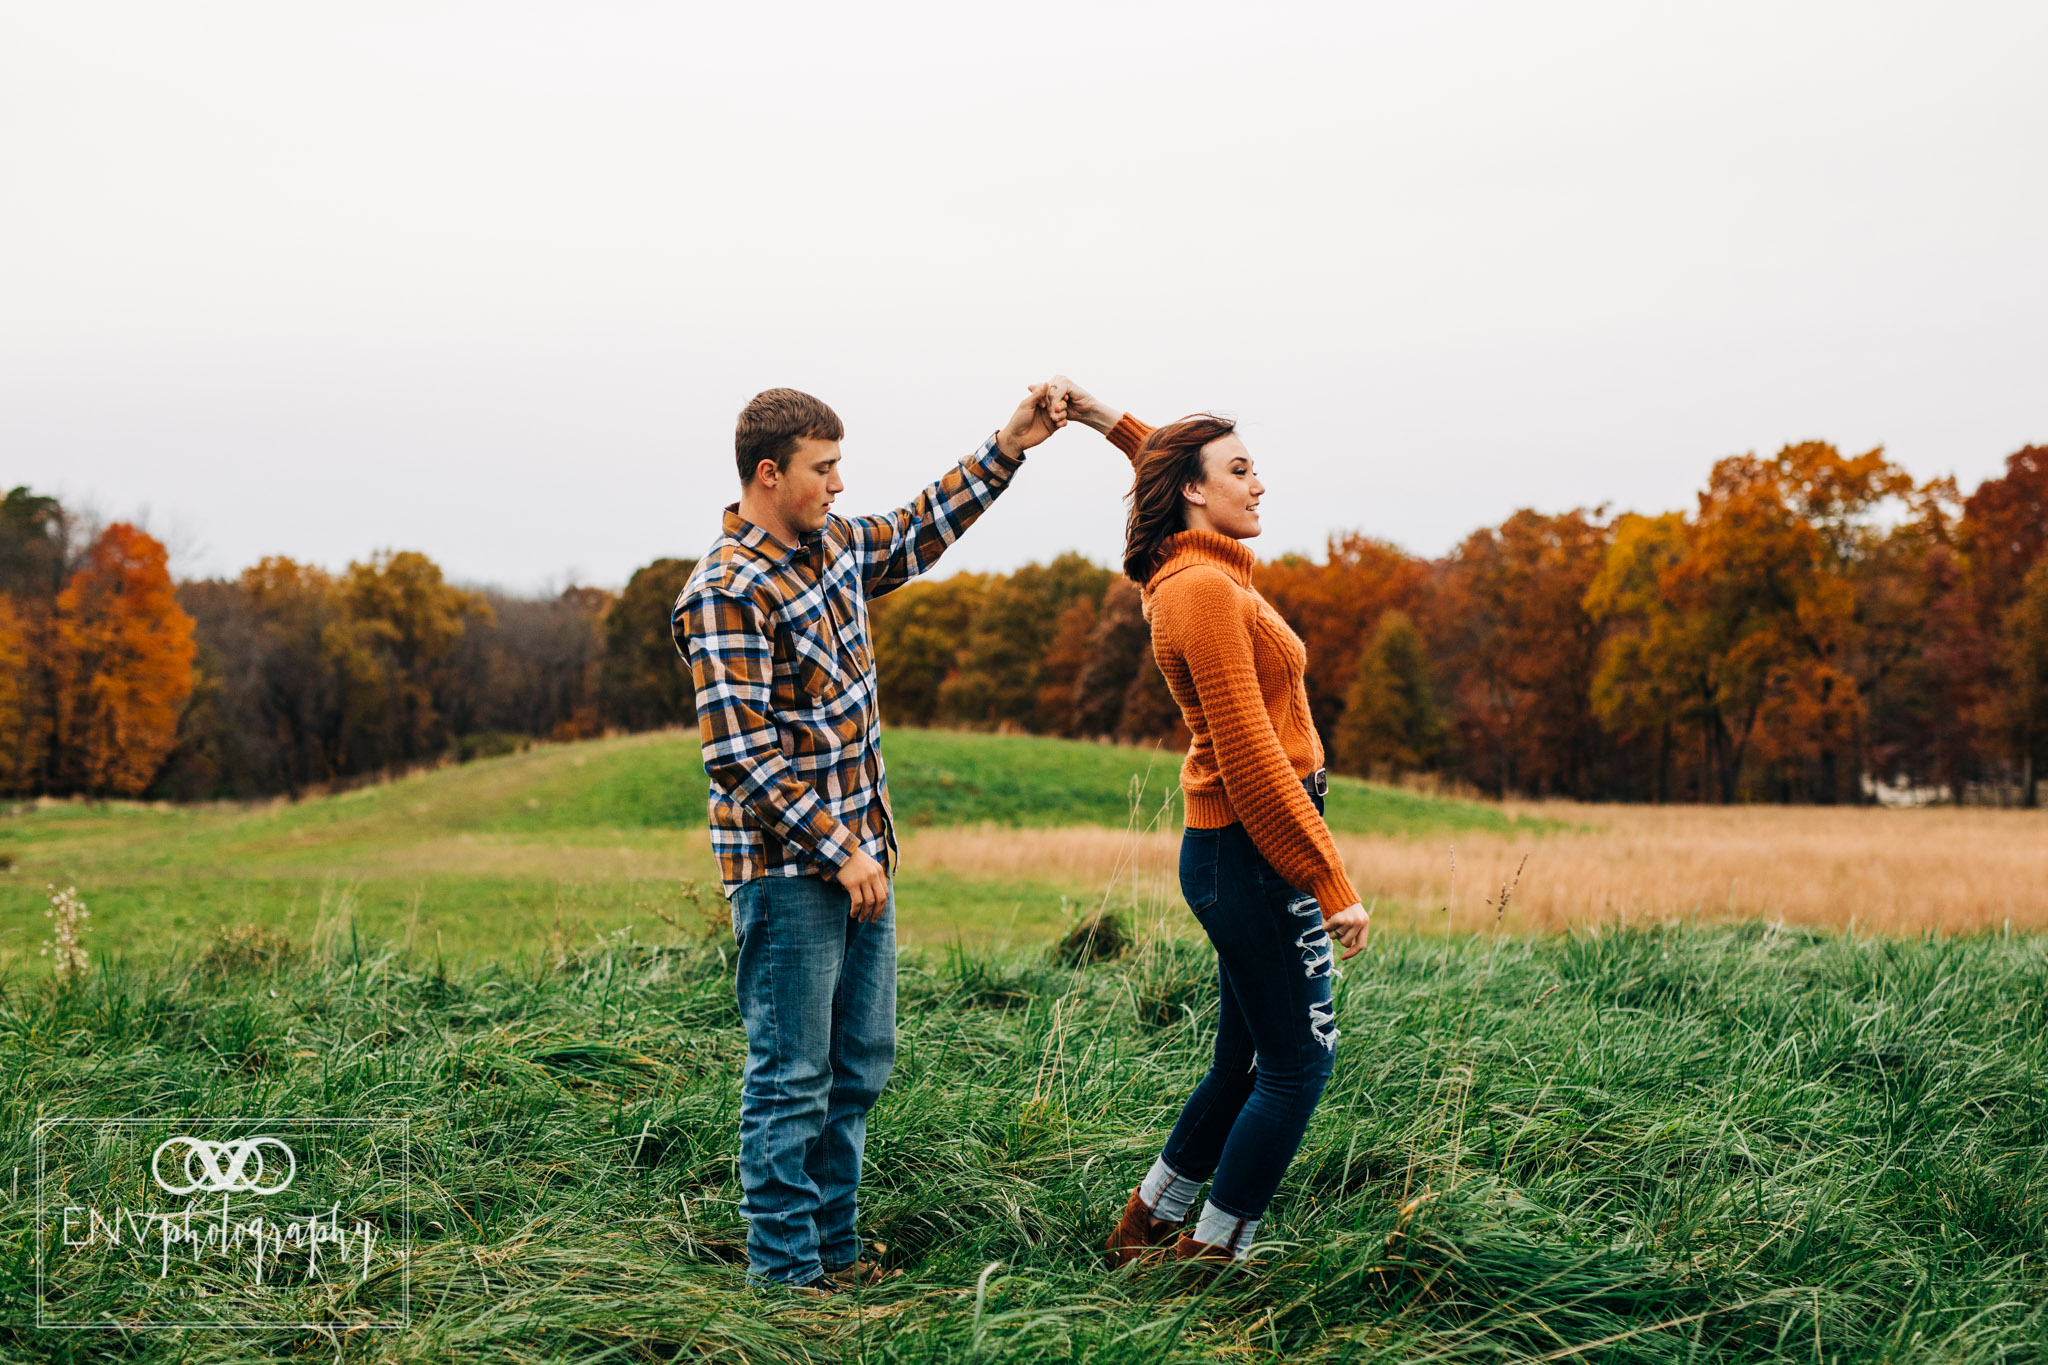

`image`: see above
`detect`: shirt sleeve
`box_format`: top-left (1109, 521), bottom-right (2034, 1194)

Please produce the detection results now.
top-left (1165, 569), bottom-right (1360, 913)
top-left (678, 586), bottom-right (858, 870)
top-left (843, 433), bottom-right (1025, 599)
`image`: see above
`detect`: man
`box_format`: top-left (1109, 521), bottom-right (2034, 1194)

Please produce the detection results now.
top-left (673, 381), bottom-right (1071, 1294)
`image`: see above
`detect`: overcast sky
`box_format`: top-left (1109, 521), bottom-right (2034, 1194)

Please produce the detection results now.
top-left (4, 1), bottom-right (2044, 592)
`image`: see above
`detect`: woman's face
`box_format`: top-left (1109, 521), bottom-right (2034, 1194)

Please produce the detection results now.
top-left (1186, 434), bottom-right (1264, 539)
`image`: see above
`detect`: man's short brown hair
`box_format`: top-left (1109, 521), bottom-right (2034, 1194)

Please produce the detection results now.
top-left (735, 388), bottom-right (844, 485)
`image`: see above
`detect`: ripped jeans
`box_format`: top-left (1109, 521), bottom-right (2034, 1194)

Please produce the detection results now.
top-left (1158, 780), bottom-right (1339, 1221)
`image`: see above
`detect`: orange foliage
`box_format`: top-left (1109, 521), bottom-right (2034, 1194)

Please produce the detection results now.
top-left (1960, 445), bottom-right (2048, 618)
top-left (1587, 444), bottom-right (1918, 802)
top-left (1430, 509), bottom-right (1611, 796)
top-left (0, 596), bottom-right (27, 792)
top-left (1258, 532), bottom-right (1427, 738)
top-left (53, 524), bottom-right (197, 796)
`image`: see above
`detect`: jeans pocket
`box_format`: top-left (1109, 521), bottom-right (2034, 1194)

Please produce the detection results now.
top-left (1179, 828), bottom-right (1222, 914)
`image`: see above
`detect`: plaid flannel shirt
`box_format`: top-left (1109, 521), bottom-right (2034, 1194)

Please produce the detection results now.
top-left (674, 433), bottom-right (1026, 899)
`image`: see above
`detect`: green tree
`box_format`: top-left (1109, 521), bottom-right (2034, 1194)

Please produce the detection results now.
top-left (1334, 610), bottom-right (1444, 776)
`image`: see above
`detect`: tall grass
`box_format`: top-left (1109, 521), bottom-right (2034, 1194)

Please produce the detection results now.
top-left (904, 802), bottom-right (2048, 936)
top-left (5, 911), bottom-right (2045, 1361)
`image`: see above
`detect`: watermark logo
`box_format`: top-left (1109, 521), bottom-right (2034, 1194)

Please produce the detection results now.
top-left (151, 1135), bottom-right (297, 1196)
top-left (34, 1117), bottom-right (411, 1331)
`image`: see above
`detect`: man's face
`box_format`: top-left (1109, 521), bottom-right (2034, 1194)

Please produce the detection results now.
top-left (767, 436), bottom-right (845, 537)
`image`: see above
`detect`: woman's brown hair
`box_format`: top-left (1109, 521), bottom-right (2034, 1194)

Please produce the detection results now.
top-left (1123, 414), bottom-right (1237, 584)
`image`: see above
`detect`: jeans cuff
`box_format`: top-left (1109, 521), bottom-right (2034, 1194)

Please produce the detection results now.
top-left (1202, 1191), bottom-right (1262, 1220)
top-left (747, 1264), bottom-right (823, 1290)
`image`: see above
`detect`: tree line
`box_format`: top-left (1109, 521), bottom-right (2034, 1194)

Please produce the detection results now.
top-left (866, 438), bottom-right (2047, 806)
top-left (3, 437), bottom-right (2043, 805)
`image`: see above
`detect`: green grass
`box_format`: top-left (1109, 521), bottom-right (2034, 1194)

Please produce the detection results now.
top-left (6, 918), bottom-right (2044, 1360)
top-left (0, 729), bottom-right (1523, 966)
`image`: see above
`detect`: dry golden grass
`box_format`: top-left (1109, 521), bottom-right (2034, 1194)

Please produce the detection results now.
top-left (900, 803), bottom-right (2048, 935)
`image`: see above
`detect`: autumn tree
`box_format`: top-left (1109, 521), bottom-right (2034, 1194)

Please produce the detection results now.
top-left (1960, 445), bottom-right (2048, 619)
top-left (938, 554), bottom-right (1111, 730)
top-left (1586, 444), bottom-right (1914, 802)
top-left (328, 551), bottom-right (490, 770)
top-left (1996, 557), bottom-right (2048, 806)
top-left (450, 585), bottom-right (611, 743)
top-left (0, 486), bottom-right (82, 792)
top-left (1958, 446), bottom-right (2048, 795)
top-left (1584, 512), bottom-right (1695, 801)
top-left (1333, 610), bottom-right (1444, 777)
top-left (601, 558), bottom-right (697, 731)
top-left (1070, 579), bottom-right (1149, 736)
top-left (1429, 509), bottom-right (1611, 797)
top-left (0, 597), bottom-right (26, 792)
top-left (1259, 533), bottom-right (1427, 743)
top-left (241, 557), bottom-right (350, 789)
top-left (867, 572), bottom-right (989, 727)
top-left (51, 524), bottom-right (197, 795)
top-left (1035, 597), bottom-right (1099, 737)
top-left (1117, 648), bottom-right (1185, 744)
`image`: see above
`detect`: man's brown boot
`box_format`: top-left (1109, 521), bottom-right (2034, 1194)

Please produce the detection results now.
top-left (825, 1242), bottom-right (898, 1289)
top-left (1105, 1188), bottom-right (1182, 1267)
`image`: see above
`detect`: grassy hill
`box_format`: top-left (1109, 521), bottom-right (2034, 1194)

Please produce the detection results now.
top-left (1, 729), bottom-right (1523, 968)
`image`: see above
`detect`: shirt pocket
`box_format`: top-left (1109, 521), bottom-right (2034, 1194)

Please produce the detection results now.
top-left (780, 621), bottom-right (844, 710)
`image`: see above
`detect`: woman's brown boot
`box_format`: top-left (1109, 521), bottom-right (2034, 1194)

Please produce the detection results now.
top-left (1173, 1214), bottom-right (1252, 1271)
top-left (1105, 1188), bottom-right (1182, 1267)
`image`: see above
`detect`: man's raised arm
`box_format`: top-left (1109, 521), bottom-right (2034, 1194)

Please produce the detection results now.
top-left (846, 382), bottom-right (1068, 598)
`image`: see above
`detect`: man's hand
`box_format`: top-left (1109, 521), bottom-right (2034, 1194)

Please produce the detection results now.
top-left (1045, 375), bottom-right (1124, 435)
top-left (1324, 901), bottom-right (1371, 960)
top-left (832, 847), bottom-right (890, 922)
top-left (996, 381), bottom-right (1066, 460)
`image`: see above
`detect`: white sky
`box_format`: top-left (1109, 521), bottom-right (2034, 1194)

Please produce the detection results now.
top-left (4, 1), bottom-right (2044, 591)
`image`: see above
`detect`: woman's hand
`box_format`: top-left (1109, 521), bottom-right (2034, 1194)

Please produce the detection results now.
top-left (1323, 901), bottom-right (1371, 959)
top-left (1044, 375), bottom-right (1123, 434)
top-left (997, 381), bottom-right (1067, 460)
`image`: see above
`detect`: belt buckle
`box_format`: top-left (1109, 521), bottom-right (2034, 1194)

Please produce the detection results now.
top-left (1310, 768), bottom-right (1328, 796)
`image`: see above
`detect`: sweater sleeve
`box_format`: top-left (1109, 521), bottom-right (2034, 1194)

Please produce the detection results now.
top-left (1105, 414), bottom-right (1153, 467)
top-left (1159, 568), bottom-right (1360, 914)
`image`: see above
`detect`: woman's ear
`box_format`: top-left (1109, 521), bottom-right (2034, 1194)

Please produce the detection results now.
top-left (1182, 483), bottom-right (1208, 508)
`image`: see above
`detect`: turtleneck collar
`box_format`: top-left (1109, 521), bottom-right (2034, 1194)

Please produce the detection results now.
top-left (1149, 527), bottom-right (1256, 589)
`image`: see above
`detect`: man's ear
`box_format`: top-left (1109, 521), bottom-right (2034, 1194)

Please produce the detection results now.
top-left (754, 458), bottom-right (780, 489)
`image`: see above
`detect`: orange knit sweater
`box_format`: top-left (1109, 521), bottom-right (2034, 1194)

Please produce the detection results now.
top-left (1107, 415), bottom-right (1360, 914)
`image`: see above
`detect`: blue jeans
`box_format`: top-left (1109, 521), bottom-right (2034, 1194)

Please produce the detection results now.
top-left (729, 875), bottom-right (897, 1285)
top-left (1159, 783), bottom-right (1339, 1219)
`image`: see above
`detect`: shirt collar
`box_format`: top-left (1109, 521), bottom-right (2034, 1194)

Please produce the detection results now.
top-left (722, 503), bottom-right (807, 566)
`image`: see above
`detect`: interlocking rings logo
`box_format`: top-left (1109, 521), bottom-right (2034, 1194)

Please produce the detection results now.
top-left (150, 1135), bottom-right (296, 1196)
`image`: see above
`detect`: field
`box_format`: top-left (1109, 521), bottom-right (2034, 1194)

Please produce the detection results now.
top-left (0, 729), bottom-right (1524, 969)
top-left (5, 730), bottom-right (2047, 1361)
top-left (975, 804), bottom-right (2048, 939)
top-left (6, 730), bottom-right (2043, 973)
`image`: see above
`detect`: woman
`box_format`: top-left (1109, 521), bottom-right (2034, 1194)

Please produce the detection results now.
top-left (1061, 381), bottom-right (1372, 1266)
